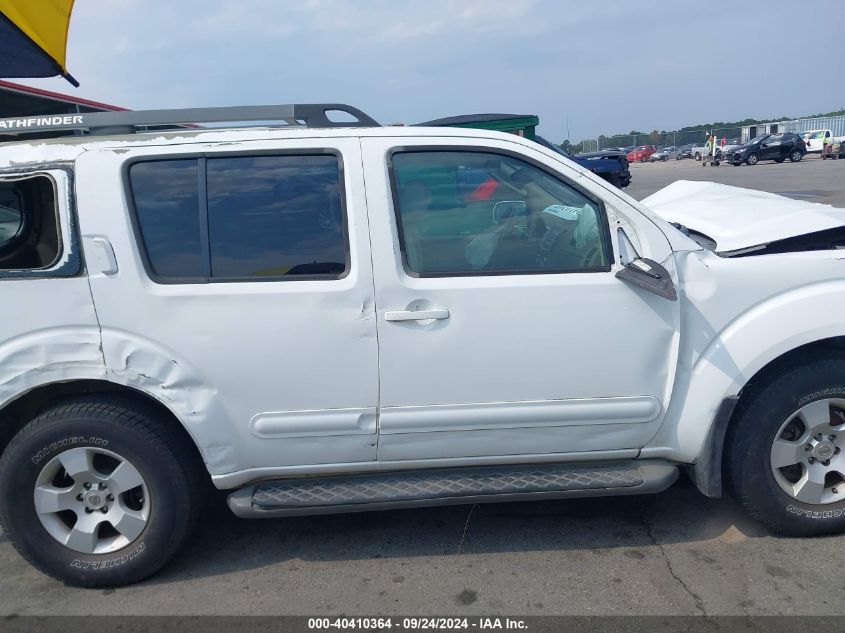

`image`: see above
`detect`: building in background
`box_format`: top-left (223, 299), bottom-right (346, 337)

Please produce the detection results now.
top-left (741, 116), bottom-right (845, 142)
top-left (0, 79), bottom-right (123, 141)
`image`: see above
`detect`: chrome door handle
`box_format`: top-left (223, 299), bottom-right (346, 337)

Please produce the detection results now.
top-left (384, 309), bottom-right (450, 322)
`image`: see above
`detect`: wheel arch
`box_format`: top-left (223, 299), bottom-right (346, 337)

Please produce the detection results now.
top-left (0, 379), bottom-right (208, 477)
top-left (688, 337), bottom-right (845, 498)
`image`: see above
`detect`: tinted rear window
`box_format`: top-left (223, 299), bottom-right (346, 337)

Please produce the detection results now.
top-left (128, 154), bottom-right (348, 282)
top-left (129, 160), bottom-right (204, 278)
top-left (206, 156), bottom-right (346, 278)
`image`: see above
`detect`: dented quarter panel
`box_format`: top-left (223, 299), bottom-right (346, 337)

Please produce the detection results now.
top-left (0, 322), bottom-right (105, 411)
top-left (0, 153), bottom-right (104, 413)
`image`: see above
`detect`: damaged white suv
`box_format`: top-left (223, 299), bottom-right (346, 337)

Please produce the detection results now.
top-left (2, 104), bottom-right (845, 588)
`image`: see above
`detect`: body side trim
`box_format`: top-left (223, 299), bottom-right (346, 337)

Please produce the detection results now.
top-left (379, 396), bottom-right (661, 434)
top-left (250, 407), bottom-right (377, 439)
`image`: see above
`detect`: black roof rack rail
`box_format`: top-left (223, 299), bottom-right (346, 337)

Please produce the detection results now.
top-left (0, 103), bottom-right (380, 137)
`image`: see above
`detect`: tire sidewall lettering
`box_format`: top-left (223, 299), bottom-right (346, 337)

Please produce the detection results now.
top-left (786, 504), bottom-right (845, 520)
top-left (798, 388), bottom-right (845, 408)
top-left (69, 541), bottom-right (146, 571)
top-left (30, 436), bottom-right (110, 465)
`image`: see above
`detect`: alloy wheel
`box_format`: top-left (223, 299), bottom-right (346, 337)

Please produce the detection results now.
top-left (770, 399), bottom-right (845, 505)
top-left (33, 447), bottom-right (150, 554)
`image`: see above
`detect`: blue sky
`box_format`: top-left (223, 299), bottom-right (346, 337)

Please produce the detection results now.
top-left (16, 0), bottom-right (845, 142)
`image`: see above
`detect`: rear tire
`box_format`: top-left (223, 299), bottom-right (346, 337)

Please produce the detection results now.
top-left (726, 355), bottom-right (845, 536)
top-left (790, 150), bottom-right (803, 163)
top-left (0, 397), bottom-right (204, 587)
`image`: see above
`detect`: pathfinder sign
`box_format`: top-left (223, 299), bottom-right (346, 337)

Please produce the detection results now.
top-left (0, 115), bottom-right (84, 129)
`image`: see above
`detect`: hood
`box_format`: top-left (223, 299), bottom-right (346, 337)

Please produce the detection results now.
top-left (641, 180), bottom-right (845, 254)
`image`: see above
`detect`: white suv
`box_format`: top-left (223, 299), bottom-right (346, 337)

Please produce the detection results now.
top-left (2, 104), bottom-right (845, 587)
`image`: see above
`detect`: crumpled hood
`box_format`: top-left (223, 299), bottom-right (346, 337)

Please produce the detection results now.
top-left (642, 180), bottom-right (845, 253)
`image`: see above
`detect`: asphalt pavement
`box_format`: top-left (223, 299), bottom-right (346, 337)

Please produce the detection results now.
top-left (2, 154), bottom-right (845, 617)
top-left (626, 152), bottom-right (845, 206)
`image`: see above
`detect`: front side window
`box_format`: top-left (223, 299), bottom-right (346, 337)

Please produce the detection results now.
top-left (129, 153), bottom-right (347, 281)
top-left (0, 176), bottom-right (60, 271)
top-left (390, 150), bottom-right (610, 276)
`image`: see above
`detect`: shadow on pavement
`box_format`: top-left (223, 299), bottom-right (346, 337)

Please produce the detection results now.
top-left (145, 475), bottom-right (771, 586)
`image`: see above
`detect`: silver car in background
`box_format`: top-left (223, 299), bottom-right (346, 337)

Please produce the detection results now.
top-left (649, 146), bottom-right (680, 161)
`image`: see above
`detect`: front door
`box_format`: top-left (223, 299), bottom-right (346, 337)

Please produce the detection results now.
top-left (362, 137), bottom-right (680, 462)
top-left (761, 134), bottom-right (782, 160)
top-left (78, 138), bottom-right (380, 473)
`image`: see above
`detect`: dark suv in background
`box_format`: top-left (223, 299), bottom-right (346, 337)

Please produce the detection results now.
top-left (726, 133), bottom-right (806, 166)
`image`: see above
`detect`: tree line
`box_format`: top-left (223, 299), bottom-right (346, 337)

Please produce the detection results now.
top-left (566, 107), bottom-right (845, 153)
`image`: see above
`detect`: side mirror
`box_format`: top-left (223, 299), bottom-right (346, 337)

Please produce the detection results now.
top-left (493, 200), bottom-right (527, 224)
top-left (616, 257), bottom-right (677, 301)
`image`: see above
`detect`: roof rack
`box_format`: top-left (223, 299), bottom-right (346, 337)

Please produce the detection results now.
top-left (0, 103), bottom-right (380, 137)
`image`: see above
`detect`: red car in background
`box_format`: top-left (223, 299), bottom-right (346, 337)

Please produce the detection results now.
top-left (626, 145), bottom-right (658, 162)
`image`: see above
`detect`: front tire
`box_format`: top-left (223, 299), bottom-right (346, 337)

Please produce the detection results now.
top-left (726, 355), bottom-right (845, 536)
top-left (746, 152), bottom-right (759, 166)
top-left (0, 398), bottom-right (203, 587)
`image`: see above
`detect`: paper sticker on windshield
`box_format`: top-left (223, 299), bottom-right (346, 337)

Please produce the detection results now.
top-left (541, 204), bottom-right (582, 221)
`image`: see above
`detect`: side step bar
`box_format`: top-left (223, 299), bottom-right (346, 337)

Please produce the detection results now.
top-left (227, 460), bottom-right (679, 518)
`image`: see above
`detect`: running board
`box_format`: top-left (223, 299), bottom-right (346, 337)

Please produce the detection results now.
top-left (227, 460), bottom-right (678, 518)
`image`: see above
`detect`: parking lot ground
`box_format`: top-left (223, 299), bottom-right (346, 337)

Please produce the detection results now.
top-left (626, 154), bottom-right (845, 206)
top-left (3, 155), bottom-right (845, 617)
top-left (3, 479), bottom-right (845, 616)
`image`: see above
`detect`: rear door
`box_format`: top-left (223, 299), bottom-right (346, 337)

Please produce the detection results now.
top-left (77, 137), bottom-right (380, 473)
top-left (362, 136), bottom-right (680, 462)
top-left (762, 134), bottom-right (783, 160)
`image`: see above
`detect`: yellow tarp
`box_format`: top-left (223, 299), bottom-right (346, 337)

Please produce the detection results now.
top-left (0, 0), bottom-right (75, 73)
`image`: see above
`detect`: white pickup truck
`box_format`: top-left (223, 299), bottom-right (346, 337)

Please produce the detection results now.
top-left (2, 104), bottom-right (845, 588)
top-left (804, 129), bottom-right (845, 154)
